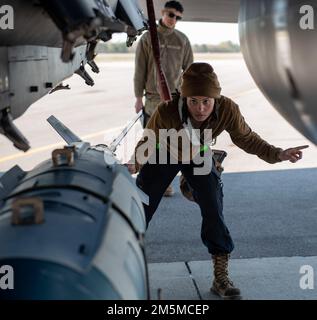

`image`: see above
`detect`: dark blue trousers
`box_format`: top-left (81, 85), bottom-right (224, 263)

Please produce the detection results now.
top-left (136, 160), bottom-right (234, 255)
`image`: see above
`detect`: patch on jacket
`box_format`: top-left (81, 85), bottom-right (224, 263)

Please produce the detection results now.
top-left (160, 44), bottom-right (181, 50)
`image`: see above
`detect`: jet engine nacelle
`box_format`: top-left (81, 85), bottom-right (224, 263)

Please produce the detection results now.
top-left (239, 0), bottom-right (317, 145)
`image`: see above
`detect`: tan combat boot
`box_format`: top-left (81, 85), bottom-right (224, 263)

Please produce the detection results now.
top-left (211, 254), bottom-right (242, 300)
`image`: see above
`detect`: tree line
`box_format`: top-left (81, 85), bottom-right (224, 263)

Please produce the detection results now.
top-left (97, 41), bottom-right (240, 54)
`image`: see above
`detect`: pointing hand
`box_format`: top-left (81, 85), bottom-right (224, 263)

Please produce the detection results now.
top-left (278, 145), bottom-right (309, 163)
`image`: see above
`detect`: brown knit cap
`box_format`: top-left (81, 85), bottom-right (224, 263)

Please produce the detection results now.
top-left (180, 62), bottom-right (221, 98)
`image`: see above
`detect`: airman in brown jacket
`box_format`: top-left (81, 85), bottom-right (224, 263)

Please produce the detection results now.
top-left (127, 62), bottom-right (308, 299)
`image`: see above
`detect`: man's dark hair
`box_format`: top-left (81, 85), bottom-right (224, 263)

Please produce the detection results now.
top-left (164, 1), bottom-right (184, 13)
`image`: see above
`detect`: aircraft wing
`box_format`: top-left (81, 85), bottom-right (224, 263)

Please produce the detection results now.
top-left (138, 0), bottom-right (240, 23)
top-left (0, 0), bottom-right (148, 151)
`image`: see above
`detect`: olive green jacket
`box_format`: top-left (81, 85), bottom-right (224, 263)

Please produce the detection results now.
top-left (134, 20), bottom-right (193, 98)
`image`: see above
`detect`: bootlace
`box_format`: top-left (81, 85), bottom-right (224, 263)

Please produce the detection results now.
top-left (213, 254), bottom-right (233, 287)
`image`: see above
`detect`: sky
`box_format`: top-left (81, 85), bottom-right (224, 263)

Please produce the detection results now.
top-left (111, 22), bottom-right (240, 45)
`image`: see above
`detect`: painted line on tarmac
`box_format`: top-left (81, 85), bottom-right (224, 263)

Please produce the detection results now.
top-left (0, 126), bottom-right (123, 164)
top-left (0, 88), bottom-right (258, 164)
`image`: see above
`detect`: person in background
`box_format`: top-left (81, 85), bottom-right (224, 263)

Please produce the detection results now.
top-left (133, 0), bottom-right (193, 196)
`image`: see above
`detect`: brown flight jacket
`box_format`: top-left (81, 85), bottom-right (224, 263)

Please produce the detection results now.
top-left (132, 95), bottom-right (283, 172)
